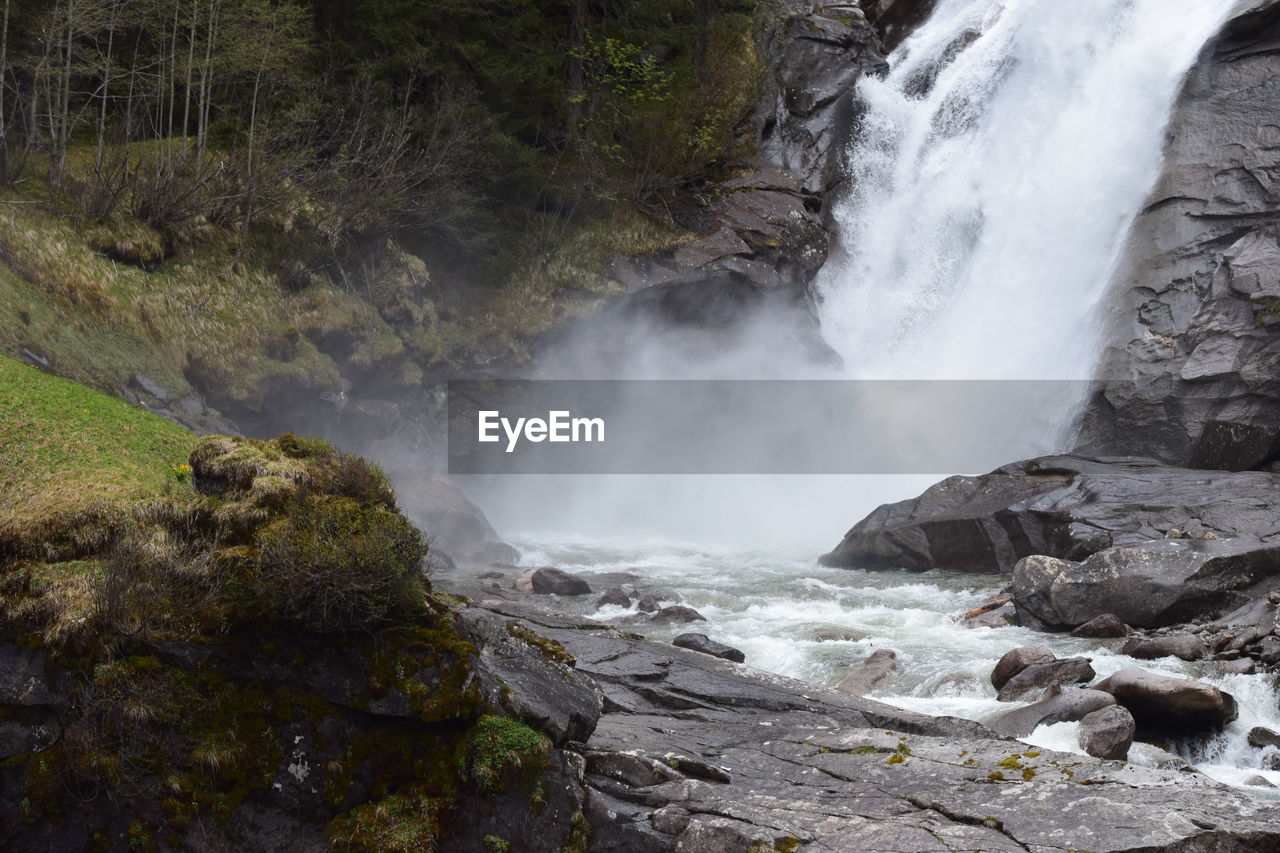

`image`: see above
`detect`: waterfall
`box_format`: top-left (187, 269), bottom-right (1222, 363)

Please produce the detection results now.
top-left (815, 0), bottom-right (1232, 381)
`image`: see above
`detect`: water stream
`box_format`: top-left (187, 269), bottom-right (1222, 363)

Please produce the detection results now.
top-left (469, 0), bottom-right (1276, 796)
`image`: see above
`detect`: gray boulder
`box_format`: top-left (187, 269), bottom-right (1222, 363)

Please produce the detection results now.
top-left (1011, 538), bottom-right (1280, 629)
top-left (1121, 634), bottom-right (1207, 662)
top-left (836, 649), bottom-right (897, 696)
top-left (1077, 706), bottom-right (1136, 761)
top-left (673, 634), bottom-right (746, 664)
top-left (648, 605), bottom-right (707, 626)
top-left (996, 658), bottom-right (1095, 702)
top-left (820, 455), bottom-right (1280, 575)
top-left (595, 588), bottom-right (632, 608)
top-left (1071, 613), bottom-right (1130, 638)
top-left (984, 688), bottom-right (1116, 738)
top-left (1095, 669), bottom-right (1238, 735)
top-left (517, 568), bottom-right (593, 597)
top-left (1249, 727), bottom-right (1280, 749)
top-left (990, 645), bottom-right (1055, 690)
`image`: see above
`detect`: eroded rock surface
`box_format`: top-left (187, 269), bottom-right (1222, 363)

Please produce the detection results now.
top-left (1081, 0), bottom-right (1280, 470)
top-left (475, 599), bottom-right (1280, 852)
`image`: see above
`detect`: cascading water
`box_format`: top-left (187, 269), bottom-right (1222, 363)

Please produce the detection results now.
top-left (460, 0), bottom-right (1280, 795)
top-left (815, 0), bottom-right (1232, 381)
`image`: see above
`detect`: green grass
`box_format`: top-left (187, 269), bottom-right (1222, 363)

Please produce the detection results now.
top-left (0, 354), bottom-right (195, 533)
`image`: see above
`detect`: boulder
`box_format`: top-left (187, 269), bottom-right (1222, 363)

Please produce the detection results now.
top-left (996, 657), bottom-right (1095, 702)
top-left (672, 634), bottom-right (746, 664)
top-left (648, 606), bottom-right (707, 626)
top-left (1250, 727), bottom-right (1280, 750)
top-left (836, 649), bottom-right (898, 696)
top-left (1070, 613), bottom-right (1130, 638)
top-left (1095, 669), bottom-right (1237, 735)
top-left (595, 588), bottom-right (632, 609)
top-left (636, 594), bottom-right (663, 613)
top-left (918, 670), bottom-right (981, 698)
top-left (820, 455), bottom-right (1280, 575)
top-left (1121, 634), bottom-right (1207, 662)
top-left (990, 645), bottom-right (1055, 690)
top-left (1077, 706), bottom-right (1136, 761)
top-left (517, 568), bottom-right (593, 597)
top-left (984, 688), bottom-right (1116, 738)
top-left (1010, 537), bottom-right (1280, 630)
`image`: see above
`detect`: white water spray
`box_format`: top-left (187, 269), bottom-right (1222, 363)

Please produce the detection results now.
top-left (816, 0), bottom-right (1232, 381)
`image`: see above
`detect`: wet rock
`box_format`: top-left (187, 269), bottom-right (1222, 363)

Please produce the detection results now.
top-left (517, 567), bottom-right (593, 597)
top-left (984, 688), bottom-right (1116, 738)
top-left (1215, 658), bottom-right (1257, 675)
top-left (1095, 669), bottom-right (1238, 735)
top-left (673, 633), bottom-right (746, 664)
top-left (648, 605), bottom-right (707, 626)
top-left (1250, 727), bottom-right (1280, 750)
top-left (1077, 0), bottom-right (1280, 468)
top-left (1071, 613), bottom-right (1130, 638)
top-left (1011, 537), bottom-right (1280, 630)
top-left (964, 604), bottom-right (1016, 629)
top-left (595, 588), bottom-right (632, 608)
top-left (478, 599), bottom-right (1280, 850)
top-left (1121, 633), bottom-right (1207, 662)
top-left (996, 657), bottom-right (1095, 702)
top-left (1246, 776), bottom-right (1277, 789)
top-left (807, 627), bottom-right (870, 642)
top-left (836, 648), bottom-right (897, 696)
top-left (990, 645), bottom-right (1055, 690)
top-left (821, 455), bottom-right (1280, 579)
top-left (1077, 705), bottom-right (1136, 761)
top-left (919, 670), bottom-right (982, 698)
top-left (636, 594), bottom-right (663, 613)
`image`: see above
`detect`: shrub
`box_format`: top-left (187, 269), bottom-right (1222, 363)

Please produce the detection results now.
top-left (252, 495), bottom-right (427, 630)
top-left (459, 716), bottom-right (551, 793)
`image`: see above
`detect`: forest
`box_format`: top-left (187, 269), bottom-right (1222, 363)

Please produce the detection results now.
top-left (0, 0), bottom-right (759, 291)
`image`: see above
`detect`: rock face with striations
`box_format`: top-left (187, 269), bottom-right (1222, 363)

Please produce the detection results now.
top-left (564, 2), bottom-right (893, 369)
top-left (1080, 0), bottom-right (1280, 470)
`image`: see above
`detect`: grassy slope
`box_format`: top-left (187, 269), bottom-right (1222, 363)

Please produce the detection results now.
top-left (0, 179), bottom-right (689, 415)
top-left (0, 354), bottom-right (194, 532)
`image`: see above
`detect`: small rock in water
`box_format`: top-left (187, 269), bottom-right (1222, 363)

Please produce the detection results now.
top-left (1121, 633), bottom-right (1207, 662)
top-left (919, 670), bottom-right (981, 698)
top-left (1077, 705), bottom-right (1136, 761)
top-left (996, 657), bottom-right (1094, 702)
top-left (1246, 775), bottom-right (1277, 789)
top-left (1214, 658), bottom-right (1256, 675)
top-left (595, 588), bottom-right (632, 608)
top-left (636, 594), bottom-right (663, 613)
top-left (515, 567), bottom-right (592, 596)
top-left (964, 605), bottom-right (1015, 629)
top-left (984, 688), bottom-right (1115, 738)
top-left (673, 633), bottom-right (745, 663)
top-left (1264, 749), bottom-right (1280, 772)
top-left (991, 645), bottom-right (1055, 690)
top-left (649, 605), bottom-right (706, 626)
top-left (477, 570), bottom-right (505, 579)
top-left (1071, 613), bottom-right (1130, 638)
top-left (1249, 727), bottom-right (1280, 750)
top-left (807, 627), bottom-right (870, 643)
top-left (837, 649), bottom-right (897, 696)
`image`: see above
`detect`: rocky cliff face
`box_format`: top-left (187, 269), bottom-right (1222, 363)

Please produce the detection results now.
top-left (560, 2), bottom-right (897, 370)
top-left (1081, 0), bottom-right (1280, 470)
